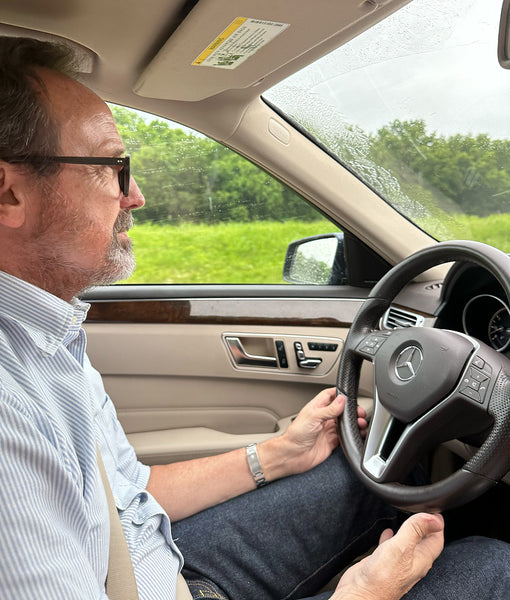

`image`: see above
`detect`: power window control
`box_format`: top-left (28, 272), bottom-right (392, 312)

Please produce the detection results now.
top-left (275, 340), bottom-right (288, 368)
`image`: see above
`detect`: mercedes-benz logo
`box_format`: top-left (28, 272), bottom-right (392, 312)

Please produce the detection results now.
top-left (395, 346), bottom-right (423, 381)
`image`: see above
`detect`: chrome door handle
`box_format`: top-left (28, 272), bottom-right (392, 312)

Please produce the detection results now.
top-left (225, 337), bottom-right (277, 368)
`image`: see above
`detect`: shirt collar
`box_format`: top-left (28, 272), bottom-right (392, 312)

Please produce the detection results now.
top-left (0, 271), bottom-right (90, 355)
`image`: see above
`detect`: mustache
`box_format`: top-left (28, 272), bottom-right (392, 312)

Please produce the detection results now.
top-left (114, 210), bottom-right (134, 234)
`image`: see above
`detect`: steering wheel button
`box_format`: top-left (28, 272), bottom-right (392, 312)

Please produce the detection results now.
top-left (470, 368), bottom-right (487, 382)
top-left (467, 379), bottom-right (480, 390)
top-left (461, 386), bottom-right (481, 403)
top-left (362, 346), bottom-right (376, 355)
top-left (472, 356), bottom-right (485, 370)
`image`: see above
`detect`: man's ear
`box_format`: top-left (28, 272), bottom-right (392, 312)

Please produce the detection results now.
top-left (0, 163), bottom-right (27, 229)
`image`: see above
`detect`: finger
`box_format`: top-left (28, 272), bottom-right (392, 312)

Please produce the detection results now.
top-left (397, 513), bottom-right (445, 554)
top-left (312, 387), bottom-right (337, 408)
top-left (322, 394), bottom-right (346, 419)
top-left (407, 513), bottom-right (444, 538)
top-left (297, 389), bottom-right (345, 425)
top-left (356, 405), bottom-right (367, 419)
top-left (379, 528), bottom-right (394, 545)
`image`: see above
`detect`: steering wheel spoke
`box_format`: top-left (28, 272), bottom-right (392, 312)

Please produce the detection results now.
top-left (364, 379), bottom-right (494, 485)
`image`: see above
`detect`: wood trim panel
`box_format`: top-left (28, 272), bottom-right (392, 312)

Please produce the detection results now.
top-left (86, 298), bottom-right (364, 327)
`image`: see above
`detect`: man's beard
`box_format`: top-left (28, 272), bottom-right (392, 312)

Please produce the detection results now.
top-left (91, 210), bottom-right (136, 286)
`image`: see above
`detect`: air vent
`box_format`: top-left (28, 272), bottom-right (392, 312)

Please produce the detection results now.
top-left (382, 306), bottom-right (425, 330)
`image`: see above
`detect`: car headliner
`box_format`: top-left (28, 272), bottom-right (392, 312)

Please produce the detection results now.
top-left (0, 0), bottom-right (411, 140)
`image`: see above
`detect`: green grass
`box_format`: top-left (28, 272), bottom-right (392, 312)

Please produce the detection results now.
top-left (121, 214), bottom-right (510, 285)
top-left (416, 213), bottom-right (510, 252)
top-left (122, 220), bottom-right (341, 284)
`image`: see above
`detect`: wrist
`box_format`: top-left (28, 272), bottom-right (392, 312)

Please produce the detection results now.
top-left (256, 434), bottom-right (298, 482)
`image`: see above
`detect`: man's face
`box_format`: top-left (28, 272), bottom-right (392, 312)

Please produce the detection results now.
top-left (27, 68), bottom-right (145, 297)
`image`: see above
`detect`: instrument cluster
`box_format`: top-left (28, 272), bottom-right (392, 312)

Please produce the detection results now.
top-left (462, 294), bottom-right (510, 353)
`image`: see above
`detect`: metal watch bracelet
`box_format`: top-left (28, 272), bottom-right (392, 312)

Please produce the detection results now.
top-left (246, 443), bottom-right (267, 488)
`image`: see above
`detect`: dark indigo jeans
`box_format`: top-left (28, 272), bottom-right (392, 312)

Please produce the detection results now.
top-left (172, 449), bottom-right (510, 600)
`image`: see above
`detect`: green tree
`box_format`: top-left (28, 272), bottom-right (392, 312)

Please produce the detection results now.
top-left (111, 105), bottom-right (319, 224)
top-left (370, 119), bottom-right (510, 217)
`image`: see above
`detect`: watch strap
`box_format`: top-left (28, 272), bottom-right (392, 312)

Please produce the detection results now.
top-left (246, 443), bottom-right (267, 488)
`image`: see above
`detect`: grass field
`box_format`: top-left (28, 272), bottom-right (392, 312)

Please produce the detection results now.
top-left (122, 215), bottom-right (510, 284)
top-left (122, 220), bottom-right (341, 284)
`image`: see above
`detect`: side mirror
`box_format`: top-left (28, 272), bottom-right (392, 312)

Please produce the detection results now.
top-left (283, 233), bottom-right (347, 285)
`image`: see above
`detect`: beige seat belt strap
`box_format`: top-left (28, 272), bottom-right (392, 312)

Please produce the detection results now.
top-left (97, 447), bottom-right (139, 599)
top-left (96, 447), bottom-right (193, 600)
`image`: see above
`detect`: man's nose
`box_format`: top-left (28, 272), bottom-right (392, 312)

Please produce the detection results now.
top-left (121, 176), bottom-right (145, 210)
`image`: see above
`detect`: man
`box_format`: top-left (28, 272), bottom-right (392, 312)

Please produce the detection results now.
top-left (0, 37), bottom-right (508, 600)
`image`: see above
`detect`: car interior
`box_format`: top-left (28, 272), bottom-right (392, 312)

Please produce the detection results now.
top-left (1, 0), bottom-right (510, 548)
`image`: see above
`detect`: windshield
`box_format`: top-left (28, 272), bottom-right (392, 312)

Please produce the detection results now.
top-left (264, 0), bottom-right (510, 250)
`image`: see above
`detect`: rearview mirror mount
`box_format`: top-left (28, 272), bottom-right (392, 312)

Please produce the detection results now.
top-left (498, 0), bottom-right (510, 68)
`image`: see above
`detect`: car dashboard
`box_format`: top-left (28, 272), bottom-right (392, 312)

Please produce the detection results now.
top-left (435, 262), bottom-right (510, 358)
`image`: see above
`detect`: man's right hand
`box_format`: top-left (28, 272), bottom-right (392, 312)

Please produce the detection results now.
top-left (333, 512), bottom-right (445, 600)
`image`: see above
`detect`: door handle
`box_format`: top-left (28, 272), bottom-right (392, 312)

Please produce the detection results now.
top-left (225, 337), bottom-right (277, 368)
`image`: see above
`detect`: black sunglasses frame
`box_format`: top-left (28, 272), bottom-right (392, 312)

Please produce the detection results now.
top-left (2, 155), bottom-right (131, 196)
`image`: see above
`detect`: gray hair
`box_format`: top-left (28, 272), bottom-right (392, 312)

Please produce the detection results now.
top-left (0, 37), bottom-right (79, 174)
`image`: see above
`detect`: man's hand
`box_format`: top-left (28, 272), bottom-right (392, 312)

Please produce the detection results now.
top-left (149, 387), bottom-right (366, 520)
top-left (258, 388), bottom-right (367, 480)
top-left (332, 512), bottom-right (445, 600)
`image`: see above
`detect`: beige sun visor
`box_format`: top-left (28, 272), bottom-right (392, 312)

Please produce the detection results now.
top-left (134, 0), bottom-right (406, 102)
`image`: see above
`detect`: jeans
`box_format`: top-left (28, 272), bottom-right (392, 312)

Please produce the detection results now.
top-left (172, 449), bottom-right (510, 600)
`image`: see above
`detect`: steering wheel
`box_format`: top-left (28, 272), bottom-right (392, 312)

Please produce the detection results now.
top-left (338, 240), bottom-right (510, 513)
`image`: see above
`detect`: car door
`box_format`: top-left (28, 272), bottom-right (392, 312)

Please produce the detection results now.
top-left (82, 106), bottom-right (384, 465)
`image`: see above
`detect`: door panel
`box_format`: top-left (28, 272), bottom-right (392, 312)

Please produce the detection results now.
top-left (84, 293), bottom-right (374, 464)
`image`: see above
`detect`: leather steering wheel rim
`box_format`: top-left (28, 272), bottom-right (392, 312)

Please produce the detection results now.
top-left (338, 240), bottom-right (510, 513)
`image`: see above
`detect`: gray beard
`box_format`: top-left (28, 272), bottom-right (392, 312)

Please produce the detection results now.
top-left (90, 210), bottom-right (136, 286)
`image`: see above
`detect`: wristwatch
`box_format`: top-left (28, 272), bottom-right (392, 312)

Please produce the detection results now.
top-left (246, 443), bottom-right (267, 488)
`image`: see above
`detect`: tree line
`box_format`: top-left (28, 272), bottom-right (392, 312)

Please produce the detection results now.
top-left (112, 106), bottom-right (317, 224)
top-left (113, 106), bottom-right (510, 224)
top-left (369, 119), bottom-right (510, 217)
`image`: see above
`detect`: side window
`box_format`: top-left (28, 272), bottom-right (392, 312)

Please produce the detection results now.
top-left (112, 106), bottom-right (341, 284)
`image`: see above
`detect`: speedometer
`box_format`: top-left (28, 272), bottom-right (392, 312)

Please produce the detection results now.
top-left (488, 307), bottom-right (510, 352)
top-left (463, 293), bottom-right (510, 352)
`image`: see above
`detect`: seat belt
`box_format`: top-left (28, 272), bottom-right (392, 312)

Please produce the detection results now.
top-left (97, 448), bottom-right (139, 600)
top-left (96, 448), bottom-right (193, 600)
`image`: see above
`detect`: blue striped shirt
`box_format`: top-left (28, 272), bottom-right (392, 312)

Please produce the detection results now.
top-left (0, 271), bottom-right (183, 599)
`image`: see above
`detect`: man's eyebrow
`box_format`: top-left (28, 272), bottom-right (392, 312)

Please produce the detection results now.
top-left (93, 143), bottom-right (125, 157)
top-left (109, 148), bottom-right (126, 158)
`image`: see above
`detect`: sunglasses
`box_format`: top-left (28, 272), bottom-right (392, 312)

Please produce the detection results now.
top-left (3, 155), bottom-right (131, 196)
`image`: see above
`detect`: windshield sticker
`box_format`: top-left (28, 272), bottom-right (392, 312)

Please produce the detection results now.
top-left (193, 17), bottom-right (289, 69)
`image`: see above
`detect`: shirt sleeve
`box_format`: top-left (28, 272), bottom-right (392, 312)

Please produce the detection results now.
top-left (0, 390), bottom-right (109, 600)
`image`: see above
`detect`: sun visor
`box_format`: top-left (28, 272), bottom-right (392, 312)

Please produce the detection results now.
top-left (134, 0), bottom-right (380, 101)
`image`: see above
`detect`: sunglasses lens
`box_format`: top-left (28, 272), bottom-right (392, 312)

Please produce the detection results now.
top-left (118, 156), bottom-right (130, 196)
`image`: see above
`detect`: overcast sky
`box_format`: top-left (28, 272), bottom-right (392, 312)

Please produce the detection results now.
top-left (270, 0), bottom-right (510, 139)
